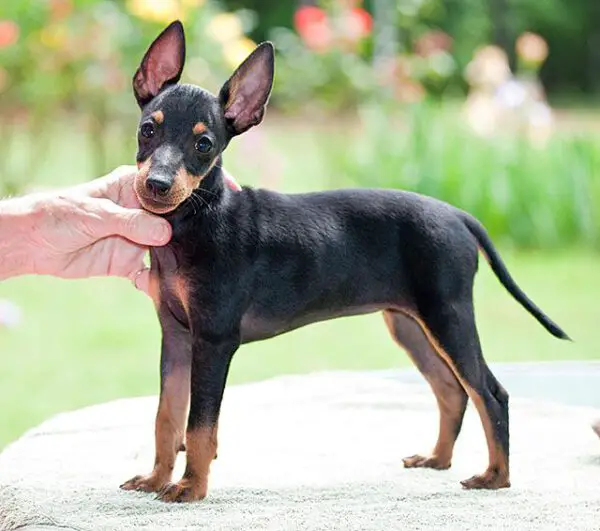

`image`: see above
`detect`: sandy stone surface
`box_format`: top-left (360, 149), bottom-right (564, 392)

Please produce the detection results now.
top-left (0, 370), bottom-right (598, 530)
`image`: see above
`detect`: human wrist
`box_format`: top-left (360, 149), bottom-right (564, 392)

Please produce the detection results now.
top-left (0, 195), bottom-right (41, 280)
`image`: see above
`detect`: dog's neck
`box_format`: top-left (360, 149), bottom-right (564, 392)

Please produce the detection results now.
top-left (196, 158), bottom-right (226, 200)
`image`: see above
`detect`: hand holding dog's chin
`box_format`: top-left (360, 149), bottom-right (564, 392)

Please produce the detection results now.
top-left (0, 166), bottom-right (172, 288)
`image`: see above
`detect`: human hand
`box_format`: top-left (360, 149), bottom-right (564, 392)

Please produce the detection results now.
top-left (0, 165), bottom-right (242, 293)
top-left (0, 166), bottom-right (171, 294)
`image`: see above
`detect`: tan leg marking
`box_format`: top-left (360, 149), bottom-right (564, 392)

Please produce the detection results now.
top-left (120, 366), bottom-right (190, 493)
top-left (158, 425), bottom-right (218, 502)
top-left (396, 309), bottom-right (510, 489)
top-left (384, 311), bottom-right (461, 470)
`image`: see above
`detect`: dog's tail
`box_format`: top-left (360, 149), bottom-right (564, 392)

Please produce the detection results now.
top-left (461, 213), bottom-right (571, 341)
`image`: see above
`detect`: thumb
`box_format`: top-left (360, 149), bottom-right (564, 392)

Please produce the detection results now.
top-left (129, 265), bottom-right (153, 297)
top-left (95, 199), bottom-right (172, 246)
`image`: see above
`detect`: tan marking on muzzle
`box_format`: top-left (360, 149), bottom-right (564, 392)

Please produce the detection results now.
top-left (134, 157), bottom-right (205, 215)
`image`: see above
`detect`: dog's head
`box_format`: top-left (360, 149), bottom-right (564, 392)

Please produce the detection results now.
top-left (132, 20), bottom-right (274, 214)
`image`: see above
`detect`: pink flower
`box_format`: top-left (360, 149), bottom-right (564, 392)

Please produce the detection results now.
top-left (346, 7), bottom-right (372, 40)
top-left (0, 20), bottom-right (19, 49)
top-left (49, 0), bottom-right (73, 22)
top-left (294, 6), bottom-right (333, 53)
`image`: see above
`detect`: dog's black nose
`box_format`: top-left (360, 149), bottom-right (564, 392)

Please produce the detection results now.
top-left (145, 177), bottom-right (171, 197)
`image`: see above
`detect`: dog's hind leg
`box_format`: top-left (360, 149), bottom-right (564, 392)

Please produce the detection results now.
top-left (413, 299), bottom-right (510, 489)
top-left (383, 310), bottom-right (468, 470)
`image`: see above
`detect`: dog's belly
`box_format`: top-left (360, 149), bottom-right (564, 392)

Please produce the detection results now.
top-left (240, 303), bottom-right (387, 343)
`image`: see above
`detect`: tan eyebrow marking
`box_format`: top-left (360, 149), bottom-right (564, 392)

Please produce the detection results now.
top-left (151, 110), bottom-right (164, 124)
top-left (193, 122), bottom-right (207, 134)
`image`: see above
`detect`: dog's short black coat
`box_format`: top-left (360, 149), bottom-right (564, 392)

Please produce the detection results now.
top-left (120, 21), bottom-right (569, 503)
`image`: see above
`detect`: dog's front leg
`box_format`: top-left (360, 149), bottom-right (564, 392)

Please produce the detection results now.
top-left (158, 332), bottom-right (239, 503)
top-left (121, 304), bottom-right (191, 493)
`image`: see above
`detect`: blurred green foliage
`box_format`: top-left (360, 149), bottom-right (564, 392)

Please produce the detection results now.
top-left (0, 0), bottom-right (259, 191)
top-left (323, 101), bottom-right (600, 249)
top-left (229, 0), bottom-right (600, 97)
top-left (0, 0), bottom-right (598, 251)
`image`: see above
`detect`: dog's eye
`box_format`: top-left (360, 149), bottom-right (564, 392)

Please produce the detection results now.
top-left (140, 123), bottom-right (155, 139)
top-left (195, 136), bottom-right (213, 154)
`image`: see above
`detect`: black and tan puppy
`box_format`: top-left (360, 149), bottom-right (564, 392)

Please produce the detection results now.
top-left (120, 21), bottom-right (569, 502)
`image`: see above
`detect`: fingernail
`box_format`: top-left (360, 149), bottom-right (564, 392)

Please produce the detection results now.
top-left (153, 221), bottom-right (171, 244)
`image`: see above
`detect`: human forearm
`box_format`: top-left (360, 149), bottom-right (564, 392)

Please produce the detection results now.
top-left (0, 195), bottom-right (39, 280)
top-left (0, 165), bottom-right (173, 288)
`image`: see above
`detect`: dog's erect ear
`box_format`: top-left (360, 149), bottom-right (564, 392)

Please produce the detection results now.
top-left (219, 42), bottom-right (274, 136)
top-left (133, 20), bottom-right (186, 108)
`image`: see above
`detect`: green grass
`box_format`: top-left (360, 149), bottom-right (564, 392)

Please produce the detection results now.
top-left (0, 113), bottom-right (598, 449)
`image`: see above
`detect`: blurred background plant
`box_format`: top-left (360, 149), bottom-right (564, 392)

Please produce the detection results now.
top-left (0, 0), bottom-right (598, 247)
top-left (0, 0), bottom-right (259, 194)
top-left (0, 0), bottom-right (598, 447)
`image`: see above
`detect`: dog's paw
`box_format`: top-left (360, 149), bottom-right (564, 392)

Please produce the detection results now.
top-left (402, 454), bottom-right (451, 470)
top-left (460, 470), bottom-right (510, 490)
top-left (157, 478), bottom-right (207, 503)
top-left (120, 473), bottom-right (168, 493)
